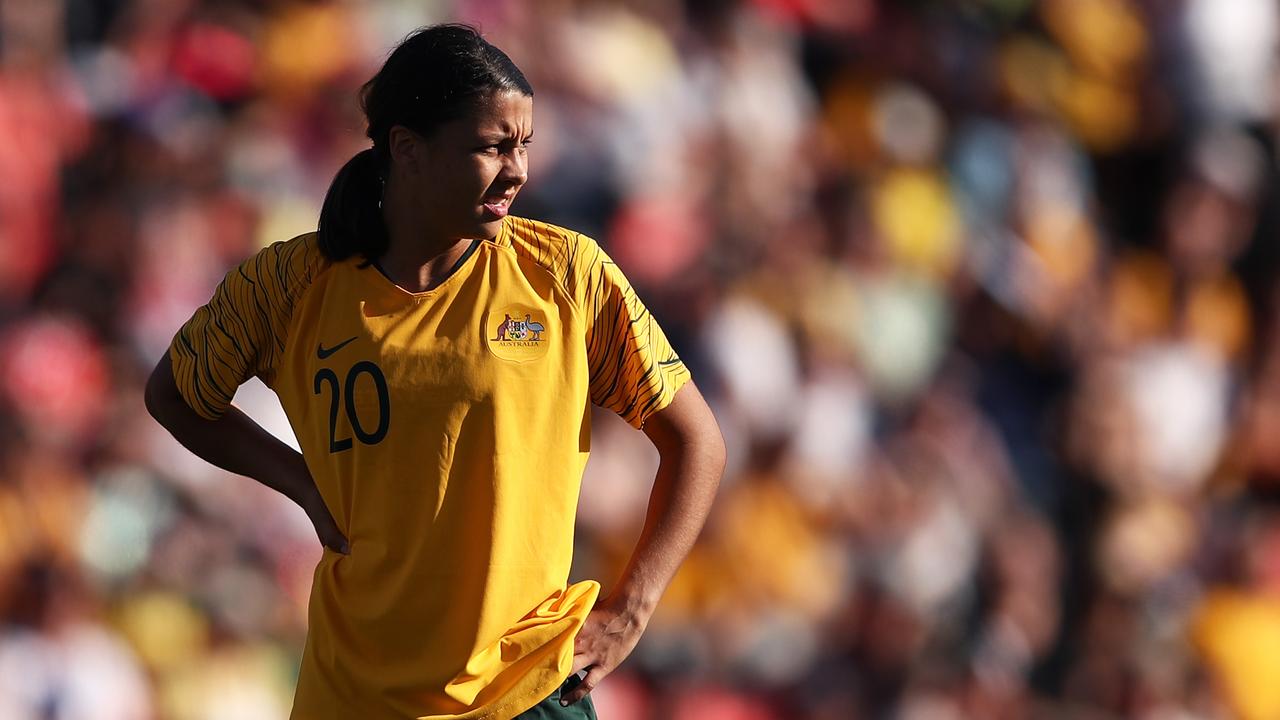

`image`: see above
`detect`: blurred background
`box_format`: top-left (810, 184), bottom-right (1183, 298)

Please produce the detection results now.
top-left (3, 0), bottom-right (1280, 718)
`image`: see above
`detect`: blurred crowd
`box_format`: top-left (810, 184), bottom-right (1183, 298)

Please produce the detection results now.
top-left (3, 0), bottom-right (1280, 718)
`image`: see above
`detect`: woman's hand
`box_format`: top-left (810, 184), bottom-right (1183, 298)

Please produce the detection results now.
top-left (562, 595), bottom-right (651, 706)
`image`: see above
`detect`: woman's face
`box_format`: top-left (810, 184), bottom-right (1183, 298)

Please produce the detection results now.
top-left (392, 89), bottom-right (533, 242)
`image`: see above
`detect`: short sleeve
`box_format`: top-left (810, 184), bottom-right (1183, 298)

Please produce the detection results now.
top-left (576, 237), bottom-right (691, 428)
top-left (167, 234), bottom-right (323, 420)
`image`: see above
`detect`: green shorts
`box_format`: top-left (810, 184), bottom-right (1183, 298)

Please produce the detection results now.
top-left (514, 672), bottom-right (597, 719)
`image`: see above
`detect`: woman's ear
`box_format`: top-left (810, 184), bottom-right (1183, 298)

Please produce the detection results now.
top-left (387, 125), bottom-right (420, 174)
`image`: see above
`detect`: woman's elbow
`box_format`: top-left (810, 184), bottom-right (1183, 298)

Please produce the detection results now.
top-left (705, 421), bottom-right (727, 474)
top-left (646, 382), bottom-right (727, 474)
top-left (144, 355), bottom-right (179, 425)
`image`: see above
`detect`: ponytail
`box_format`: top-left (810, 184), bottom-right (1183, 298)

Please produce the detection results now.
top-left (317, 148), bottom-right (390, 262)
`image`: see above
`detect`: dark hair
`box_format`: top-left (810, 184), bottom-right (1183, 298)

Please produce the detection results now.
top-left (317, 24), bottom-right (533, 261)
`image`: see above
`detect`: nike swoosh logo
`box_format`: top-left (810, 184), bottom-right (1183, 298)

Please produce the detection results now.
top-left (317, 336), bottom-right (358, 359)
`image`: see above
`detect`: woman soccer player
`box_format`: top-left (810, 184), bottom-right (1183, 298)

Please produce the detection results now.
top-left (145, 23), bottom-right (725, 720)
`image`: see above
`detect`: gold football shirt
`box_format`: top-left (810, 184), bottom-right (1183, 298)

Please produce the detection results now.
top-left (168, 216), bottom-right (690, 719)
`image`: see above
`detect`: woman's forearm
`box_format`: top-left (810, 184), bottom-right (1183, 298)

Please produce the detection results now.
top-left (561, 382), bottom-right (725, 706)
top-left (610, 382), bottom-right (726, 616)
top-left (144, 354), bottom-right (331, 523)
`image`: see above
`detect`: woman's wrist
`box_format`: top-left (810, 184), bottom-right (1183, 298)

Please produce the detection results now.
top-left (239, 427), bottom-right (315, 505)
top-left (604, 583), bottom-right (660, 621)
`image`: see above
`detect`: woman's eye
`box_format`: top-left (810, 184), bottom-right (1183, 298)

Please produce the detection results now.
top-left (478, 140), bottom-right (529, 156)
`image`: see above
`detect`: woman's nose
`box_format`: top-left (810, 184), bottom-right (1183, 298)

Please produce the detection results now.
top-left (502, 151), bottom-right (528, 186)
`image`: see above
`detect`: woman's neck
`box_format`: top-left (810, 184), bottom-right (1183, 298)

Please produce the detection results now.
top-left (378, 185), bottom-right (472, 293)
top-left (375, 233), bottom-right (473, 293)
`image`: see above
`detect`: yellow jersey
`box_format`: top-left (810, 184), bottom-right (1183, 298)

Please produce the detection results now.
top-left (167, 216), bottom-right (690, 719)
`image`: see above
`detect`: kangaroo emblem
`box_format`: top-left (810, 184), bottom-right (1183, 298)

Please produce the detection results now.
top-left (493, 314), bottom-right (512, 341)
top-left (486, 307), bottom-right (550, 362)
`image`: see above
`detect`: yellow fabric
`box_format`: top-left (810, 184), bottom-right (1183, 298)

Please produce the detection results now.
top-left (168, 216), bottom-right (690, 719)
top-left (1193, 589), bottom-right (1280, 720)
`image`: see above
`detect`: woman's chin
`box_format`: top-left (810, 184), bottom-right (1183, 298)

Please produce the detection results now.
top-left (472, 215), bottom-right (506, 238)
top-left (433, 218), bottom-right (503, 242)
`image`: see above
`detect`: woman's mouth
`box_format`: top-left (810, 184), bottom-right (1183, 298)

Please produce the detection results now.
top-left (482, 195), bottom-right (512, 218)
